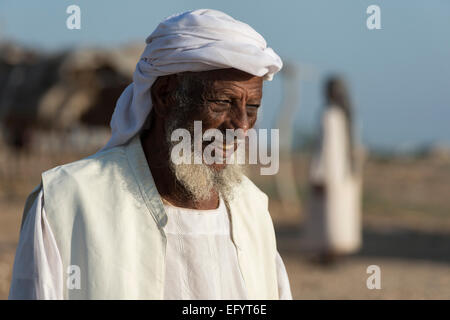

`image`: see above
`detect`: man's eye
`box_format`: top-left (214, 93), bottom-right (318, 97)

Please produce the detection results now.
top-left (209, 99), bottom-right (232, 105)
top-left (246, 104), bottom-right (260, 108)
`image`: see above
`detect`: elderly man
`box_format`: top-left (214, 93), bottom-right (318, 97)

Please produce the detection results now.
top-left (9, 9), bottom-right (292, 299)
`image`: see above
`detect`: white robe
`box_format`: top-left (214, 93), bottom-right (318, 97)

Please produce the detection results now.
top-left (9, 190), bottom-right (292, 300)
top-left (303, 107), bottom-right (363, 254)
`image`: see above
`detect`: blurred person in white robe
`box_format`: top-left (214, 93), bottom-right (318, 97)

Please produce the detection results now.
top-left (302, 76), bottom-right (364, 263)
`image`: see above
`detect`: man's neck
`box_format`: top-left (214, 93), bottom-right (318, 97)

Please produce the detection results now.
top-left (140, 130), bottom-right (219, 210)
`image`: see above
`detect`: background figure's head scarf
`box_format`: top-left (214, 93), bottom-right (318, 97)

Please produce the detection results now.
top-left (101, 9), bottom-right (283, 151)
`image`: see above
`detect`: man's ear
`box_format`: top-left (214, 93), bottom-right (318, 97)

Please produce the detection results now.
top-left (151, 74), bottom-right (178, 118)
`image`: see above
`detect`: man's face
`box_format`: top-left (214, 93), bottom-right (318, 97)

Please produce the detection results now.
top-left (156, 68), bottom-right (263, 202)
top-left (176, 68), bottom-right (263, 170)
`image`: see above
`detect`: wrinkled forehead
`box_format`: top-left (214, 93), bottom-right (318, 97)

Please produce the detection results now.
top-left (178, 68), bottom-right (263, 95)
top-left (185, 68), bottom-right (261, 81)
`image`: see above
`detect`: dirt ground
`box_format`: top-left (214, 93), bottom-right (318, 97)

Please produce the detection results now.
top-left (276, 224), bottom-right (450, 299)
top-left (0, 150), bottom-right (449, 299)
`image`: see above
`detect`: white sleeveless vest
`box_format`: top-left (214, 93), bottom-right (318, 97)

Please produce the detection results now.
top-left (37, 134), bottom-right (278, 299)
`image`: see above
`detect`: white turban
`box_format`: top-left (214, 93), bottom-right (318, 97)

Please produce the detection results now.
top-left (101, 9), bottom-right (282, 151)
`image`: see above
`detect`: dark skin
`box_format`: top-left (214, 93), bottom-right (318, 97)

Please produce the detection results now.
top-left (141, 68), bottom-right (263, 210)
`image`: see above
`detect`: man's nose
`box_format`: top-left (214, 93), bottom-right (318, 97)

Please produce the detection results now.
top-left (231, 101), bottom-right (249, 134)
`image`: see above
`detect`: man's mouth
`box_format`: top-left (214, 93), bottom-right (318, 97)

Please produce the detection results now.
top-left (215, 141), bottom-right (236, 151)
top-left (201, 138), bottom-right (243, 162)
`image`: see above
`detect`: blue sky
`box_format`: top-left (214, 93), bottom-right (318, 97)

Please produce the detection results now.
top-left (1, 0), bottom-right (449, 149)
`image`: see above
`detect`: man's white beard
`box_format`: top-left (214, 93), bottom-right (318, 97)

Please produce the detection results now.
top-left (166, 126), bottom-right (245, 203)
top-left (170, 159), bottom-right (244, 202)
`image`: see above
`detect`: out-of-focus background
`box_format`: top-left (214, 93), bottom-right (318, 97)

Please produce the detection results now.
top-left (0, 0), bottom-right (449, 299)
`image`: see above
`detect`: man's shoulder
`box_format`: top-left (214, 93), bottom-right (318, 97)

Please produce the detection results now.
top-left (42, 146), bottom-right (128, 184)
